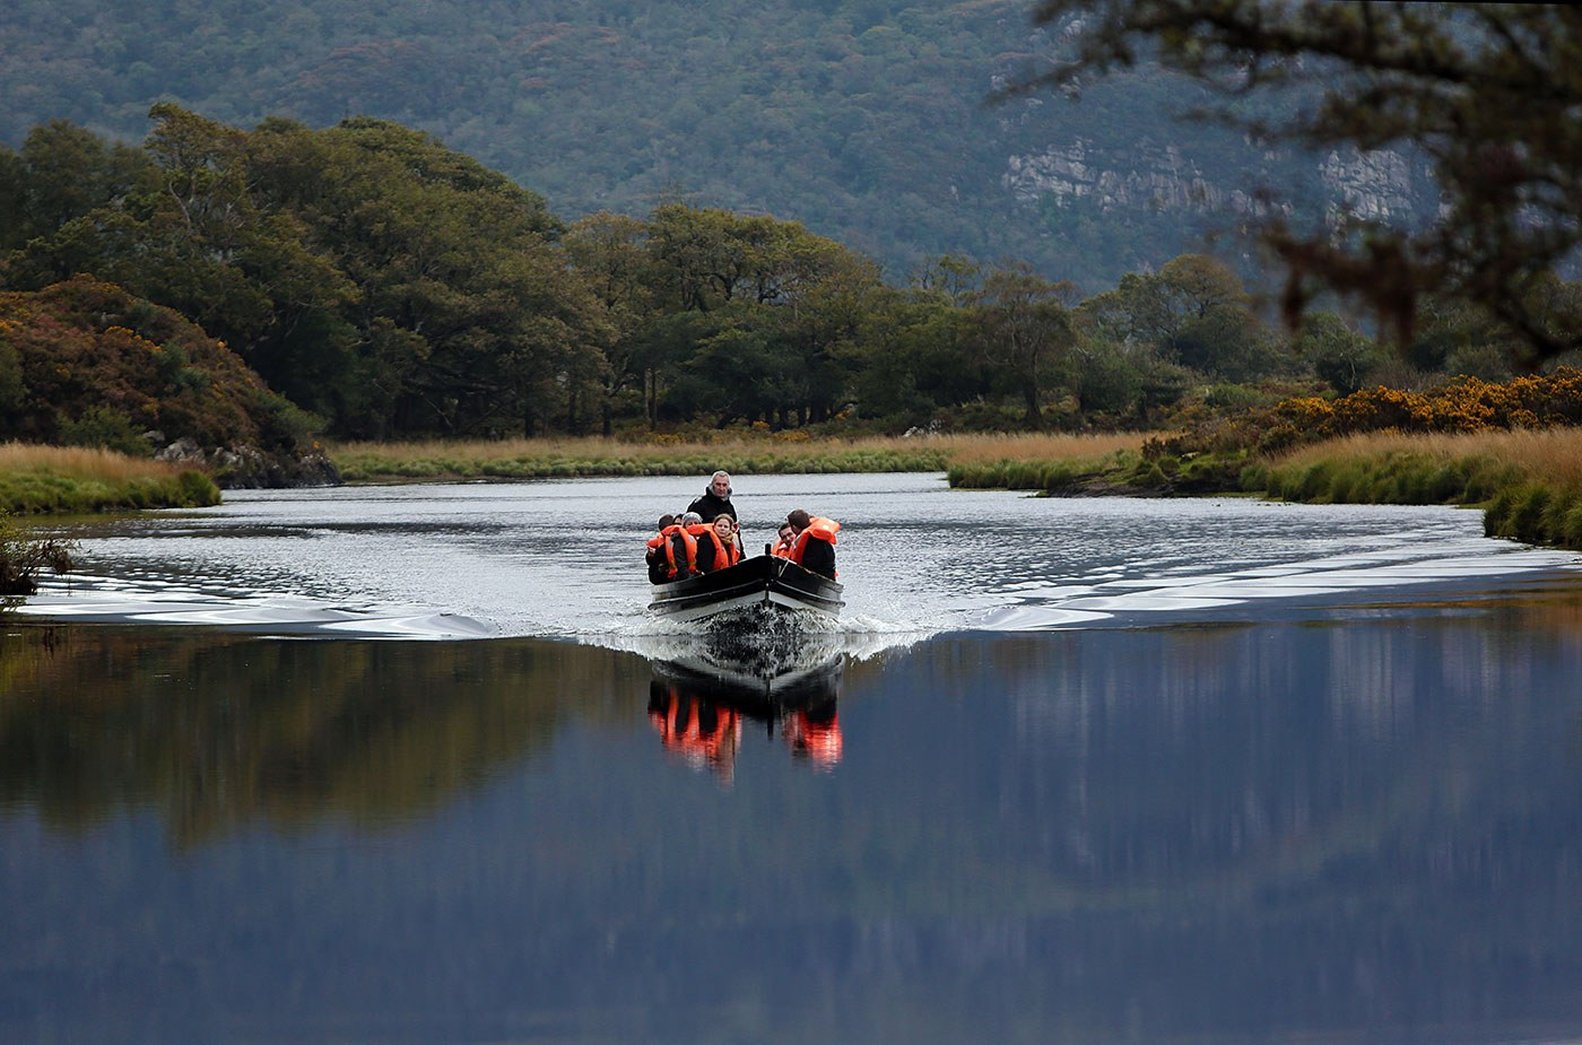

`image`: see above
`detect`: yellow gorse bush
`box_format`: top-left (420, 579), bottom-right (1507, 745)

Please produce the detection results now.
top-left (1249, 368), bottom-right (1582, 455)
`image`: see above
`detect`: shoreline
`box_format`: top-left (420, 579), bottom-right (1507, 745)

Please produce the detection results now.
top-left (6, 427), bottom-right (1582, 553)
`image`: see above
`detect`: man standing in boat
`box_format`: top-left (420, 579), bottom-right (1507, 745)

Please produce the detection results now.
top-left (688, 471), bottom-right (737, 524)
top-left (688, 470), bottom-right (741, 553)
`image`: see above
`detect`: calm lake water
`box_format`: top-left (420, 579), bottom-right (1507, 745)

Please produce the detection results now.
top-left (5, 474), bottom-right (1582, 1041)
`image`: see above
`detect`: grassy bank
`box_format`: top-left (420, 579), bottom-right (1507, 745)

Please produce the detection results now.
top-left (0, 443), bottom-right (220, 514)
top-left (11, 426), bottom-right (1581, 552)
top-left (948, 426), bottom-right (1582, 550)
top-left (1249, 429), bottom-right (1582, 548)
top-left (328, 432), bottom-right (1150, 483)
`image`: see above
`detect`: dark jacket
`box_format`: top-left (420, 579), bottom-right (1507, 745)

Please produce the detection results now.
top-left (799, 535), bottom-right (836, 579)
top-left (645, 537), bottom-right (670, 584)
top-left (790, 516), bottom-right (839, 579)
top-left (694, 529), bottom-right (741, 573)
top-left (687, 486), bottom-right (737, 524)
top-left (647, 525), bottom-right (696, 583)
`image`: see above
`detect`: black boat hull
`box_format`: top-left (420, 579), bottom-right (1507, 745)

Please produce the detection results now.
top-left (647, 554), bottom-right (844, 623)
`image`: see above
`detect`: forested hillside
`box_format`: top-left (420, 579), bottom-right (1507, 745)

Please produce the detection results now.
top-left (0, 0), bottom-right (1410, 291)
top-left (2, 101), bottom-right (1549, 452)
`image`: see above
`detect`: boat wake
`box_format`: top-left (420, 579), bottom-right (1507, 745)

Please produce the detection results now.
top-left (605, 604), bottom-right (925, 674)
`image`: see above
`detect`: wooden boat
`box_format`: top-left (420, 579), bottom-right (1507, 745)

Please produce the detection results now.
top-left (646, 553), bottom-right (844, 623)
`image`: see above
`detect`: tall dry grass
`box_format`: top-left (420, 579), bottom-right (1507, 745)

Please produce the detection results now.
top-left (919, 431), bottom-right (1149, 467)
top-left (0, 442), bottom-right (219, 514)
top-left (0, 442), bottom-right (187, 481)
top-left (329, 431), bottom-right (1156, 481)
top-left (1269, 428), bottom-right (1582, 489)
top-left (1253, 426), bottom-right (1582, 549)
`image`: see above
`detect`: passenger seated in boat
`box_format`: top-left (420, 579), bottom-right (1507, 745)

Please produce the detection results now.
top-left (785, 509), bottom-right (839, 579)
top-left (768, 522), bottom-right (796, 558)
top-left (646, 514), bottom-right (677, 584)
top-left (650, 513), bottom-right (697, 582)
top-left (695, 514), bottom-right (742, 573)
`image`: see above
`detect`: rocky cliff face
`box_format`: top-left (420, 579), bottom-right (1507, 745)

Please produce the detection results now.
top-left (1002, 137), bottom-right (1434, 231)
top-left (1003, 138), bottom-right (1275, 218)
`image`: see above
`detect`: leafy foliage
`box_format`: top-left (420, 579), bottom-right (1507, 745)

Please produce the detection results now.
top-left (0, 276), bottom-right (312, 453)
top-left (1031, 1), bottom-right (1582, 364)
top-left (0, 511), bottom-right (74, 610)
top-left (2, 103), bottom-right (1573, 446)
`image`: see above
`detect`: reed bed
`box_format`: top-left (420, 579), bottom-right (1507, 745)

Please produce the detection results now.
top-left (329, 432), bottom-right (1151, 483)
top-left (1250, 427), bottom-right (1582, 548)
top-left (0, 442), bottom-right (219, 514)
top-left (944, 432), bottom-right (1154, 492)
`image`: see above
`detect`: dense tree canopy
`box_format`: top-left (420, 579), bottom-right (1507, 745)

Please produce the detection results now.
top-left (1, 107), bottom-right (1568, 451)
top-left (1029, 1), bottom-right (1582, 366)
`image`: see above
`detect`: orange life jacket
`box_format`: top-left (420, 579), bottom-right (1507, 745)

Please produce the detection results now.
top-left (697, 528), bottom-right (741, 572)
top-left (659, 524), bottom-right (696, 579)
top-left (769, 535), bottom-right (796, 558)
top-left (789, 517), bottom-right (839, 562)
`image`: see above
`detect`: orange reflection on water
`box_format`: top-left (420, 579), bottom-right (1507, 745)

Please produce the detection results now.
top-left (647, 684), bottom-right (744, 785)
top-left (646, 655), bottom-right (845, 780)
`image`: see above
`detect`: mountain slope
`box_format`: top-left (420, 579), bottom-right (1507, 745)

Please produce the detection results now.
top-left (0, 0), bottom-right (1437, 292)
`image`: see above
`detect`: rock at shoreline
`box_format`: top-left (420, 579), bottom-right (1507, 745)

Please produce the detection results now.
top-left (156, 437), bottom-right (341, 489)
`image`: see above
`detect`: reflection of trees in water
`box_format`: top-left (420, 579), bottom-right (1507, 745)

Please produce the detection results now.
top-left (0, 626), bottom-right (646, 846)
top-left (675, 605), bottom-right (1582, 1038)
top-left (4, 597), bottom-right (1582, 1037)
top-left (888, 602), bottom-right (1582, 953)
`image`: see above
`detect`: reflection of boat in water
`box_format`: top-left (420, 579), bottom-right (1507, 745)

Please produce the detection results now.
top-left (647, 554), bottom-right (843, 624)
top-left (648, 650), bottom-right (844, 778)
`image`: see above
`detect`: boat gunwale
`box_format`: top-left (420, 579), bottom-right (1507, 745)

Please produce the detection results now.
top-left (647, 553), bottom-right (843, 621)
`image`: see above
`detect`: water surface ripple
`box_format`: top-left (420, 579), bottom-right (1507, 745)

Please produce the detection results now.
top-left (20, 473), bottom-right (1582, 642)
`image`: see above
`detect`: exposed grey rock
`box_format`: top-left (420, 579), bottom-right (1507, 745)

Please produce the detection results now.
top-left (155, 438), bottom-right (341, 489)
top-left (1003, 137), bottom-right (1431, 234)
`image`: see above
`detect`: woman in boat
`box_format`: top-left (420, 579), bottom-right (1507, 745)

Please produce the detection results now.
top-left (695, 513), bottom-right (742, 573)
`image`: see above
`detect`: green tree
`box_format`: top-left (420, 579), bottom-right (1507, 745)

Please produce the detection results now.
top-left (247, 116), bottom-right (604, 438)
top-left (3, 109), bottom-right (358, 428)
top-left (970, 262), bottom-right (1077, 426)
top-left (1295, 311), bottom-right (1383, 395)
top-left (769, 231), bottom-right (882, 424)
top-left (636, 203), bottom-right (881, 427)
top-left (1073, 254), bottom-right (1276, 381)
top-left (564, 211), bottom-right (660, 434)
top-left (845, 286), bottom-right (982, 424)
top-left (0, 120), bottom-right (153, 250)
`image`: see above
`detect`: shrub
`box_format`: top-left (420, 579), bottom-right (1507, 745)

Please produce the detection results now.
top-left (57, 404), bottom-right (152, 456)
top-left (0, 511), bottom-right (76, 611)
